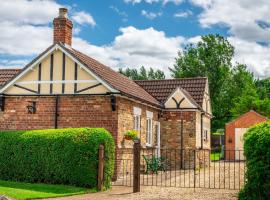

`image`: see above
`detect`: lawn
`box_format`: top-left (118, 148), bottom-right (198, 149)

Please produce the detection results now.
top-left (0, 180), bottom-right (94, 200)
top-left (210, 152), bottom-right (222, 161)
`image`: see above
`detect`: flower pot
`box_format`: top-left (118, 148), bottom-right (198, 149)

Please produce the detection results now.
top-left (124, 135), bottom-right (133, 140)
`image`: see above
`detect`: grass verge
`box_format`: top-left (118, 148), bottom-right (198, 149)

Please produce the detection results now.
top-left (0, 180), bottom-right (95, 200)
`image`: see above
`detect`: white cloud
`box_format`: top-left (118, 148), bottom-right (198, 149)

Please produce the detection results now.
top-left (71, 11), bottom-right (96, 27)
top-left (186, 35), bottom-right (201, 44)
top-left (0, 0), bottom-right (96, 57)
top-left (0, 22), bottom-right (52, 56)
top-left (0, 0), bottom-right (58, 56)
top-left (0, 0), bottom-right (59, 25)
top-left (0, 1), bottom-right (181, 75)
top-left (191, 0), bottom-right (270, 78)
top-left (174, 10), bottom-right (193, 18)
top-left (0, 59), bottom-right (29, 69)
top-left (73, 26), bottom-right (184, 76)
top-left (192, 0), bottom-right (270, 42)
top-left (1, 0), bottom-right (269, 79)
top-left (124, 0), bottom-right (183, 5)
top-left (190, 0), bottom-right (213, 9)
top-left (141, 10), bottom-right (162, 20)
top-left (229, 37), bottom-right (270, 78)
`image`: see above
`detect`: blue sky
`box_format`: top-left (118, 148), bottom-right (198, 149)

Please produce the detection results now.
top-left (0, 0), bottom-right (269, 78)
top-left (59, 0), bottom-right (227, 45)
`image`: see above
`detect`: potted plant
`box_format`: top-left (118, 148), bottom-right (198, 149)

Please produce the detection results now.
top-left (124, 130), bottom-right (138, 141)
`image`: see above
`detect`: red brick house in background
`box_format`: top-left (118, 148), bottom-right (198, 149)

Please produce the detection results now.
top-left (225, 110), bottom-right (268, 160)
top-left (0, 8), bottom-right (212, 169)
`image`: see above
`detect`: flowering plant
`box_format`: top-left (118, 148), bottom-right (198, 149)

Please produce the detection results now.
top-left (124, 130), bottom-right (138, 141)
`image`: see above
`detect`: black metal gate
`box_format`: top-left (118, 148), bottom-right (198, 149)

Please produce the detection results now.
top-left (112, 146), bottom-right (246, 191)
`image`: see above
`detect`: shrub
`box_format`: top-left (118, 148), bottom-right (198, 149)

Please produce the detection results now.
top-left (238, 121), bottom-right (270, 200)
top-left (0, 128), bottom-right (115, 189)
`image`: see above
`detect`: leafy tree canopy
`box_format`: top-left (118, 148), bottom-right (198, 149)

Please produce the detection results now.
top-left (170, 34), bottom-right (270, 131)
top-left (255, 77), bottom-right (270, 99)
top-left (119, 66), bottom-right (165, 80)
top-left (118, 35), bottom-right (269, 131)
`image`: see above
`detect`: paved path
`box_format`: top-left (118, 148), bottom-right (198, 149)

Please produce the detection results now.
top-left (41, 186), bottom-right (238, 200)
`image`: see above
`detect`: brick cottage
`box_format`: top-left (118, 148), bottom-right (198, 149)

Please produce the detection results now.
top-left (0, 8), bottom-right (212, 171)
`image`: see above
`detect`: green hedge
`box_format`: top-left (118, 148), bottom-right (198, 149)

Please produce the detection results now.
top-left (238, 121), bottom-right (270, 200)
top-left (0, 128), bottom-right (115, 189)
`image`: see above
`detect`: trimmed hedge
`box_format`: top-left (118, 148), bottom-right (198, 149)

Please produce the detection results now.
top-left (238, 121), bottom-right (270, 200)
top-left (0, 128), bottom-right (115, 189)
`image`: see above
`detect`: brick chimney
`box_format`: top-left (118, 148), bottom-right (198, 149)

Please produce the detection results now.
top-left (53, 8), bottom-right (73, 46)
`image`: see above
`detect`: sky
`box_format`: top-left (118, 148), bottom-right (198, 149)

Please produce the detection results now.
top-left (0, 0), bottom-right (270, 79)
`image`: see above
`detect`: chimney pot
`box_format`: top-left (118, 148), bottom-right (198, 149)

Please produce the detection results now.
top-left (59, 8), bottom-right (68, 18)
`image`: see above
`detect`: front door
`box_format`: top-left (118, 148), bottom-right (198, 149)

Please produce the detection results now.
top-left (235, 128), bottom-right (247, 160)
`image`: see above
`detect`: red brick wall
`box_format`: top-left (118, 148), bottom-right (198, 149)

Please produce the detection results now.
top-left (0, 96), bottom-right (118, 141)
top-left (53, 17), bottom-right (73, 46)
top-left (160, 111), bottom-right (206, 169)
top-left (0, 95), bottom-right (162, 149)
top-left (0, 97), bottom-right (55, 130)
top-left (160, 111), bottom-right (196, 150)
top-left (117, 97), bottom-right (159, 148)
top-left (225, 111), bottom-right (268, 160)
top-left (57, 96), bottom-right (118, 140)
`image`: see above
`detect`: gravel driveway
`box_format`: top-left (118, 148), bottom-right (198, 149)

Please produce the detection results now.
top-left (41, 161), bottom-right (243, 200)
top-left (41, 186), bottom-right (238, 200)
top-left (114, 161), bottom-right (246, 190)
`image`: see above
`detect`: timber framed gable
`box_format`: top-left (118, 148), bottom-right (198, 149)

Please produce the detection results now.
top-left (164, 87), bottom-right (200, 110)
top-left (0, 44), bottom-right (118, 95)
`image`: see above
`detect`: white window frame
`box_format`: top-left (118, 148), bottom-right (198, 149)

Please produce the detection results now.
top-left (134, 115), bottom-right (141, 131)
top-left (146, 111), bottom-right (153, 147)
top-left (133, 107), bottom-right (141, 131)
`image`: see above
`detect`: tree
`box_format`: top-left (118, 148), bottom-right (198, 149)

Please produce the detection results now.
top-left (230, 65), bottom-right (270, 118)
top-left (231, 88), bottom-right (270, 118)
top-left (119, 66), bottom-right (165, 80)
top-left (170, 34), bottom-right (234, 131)
top-left (255, 78), bottom-right (270, 99)
top-left (170, 34), bottom-right (270, 130)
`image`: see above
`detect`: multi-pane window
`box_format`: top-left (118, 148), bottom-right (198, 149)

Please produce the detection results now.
top-left (146, 118), bottom-right (153, 146)
top-left (133, 107), bottom-right (141, 131)
top-left (134, 115), bottom-right (141, 131)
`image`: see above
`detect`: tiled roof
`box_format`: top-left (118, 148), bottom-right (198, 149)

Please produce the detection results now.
top-left (135, 78), bottom-right (207, 106)
top-left (0, 69), bottom-right (21, 88)
top-left (0, 44), bottom-right (207, 109)
top-left (61, 44), bottom-right (161, 107)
